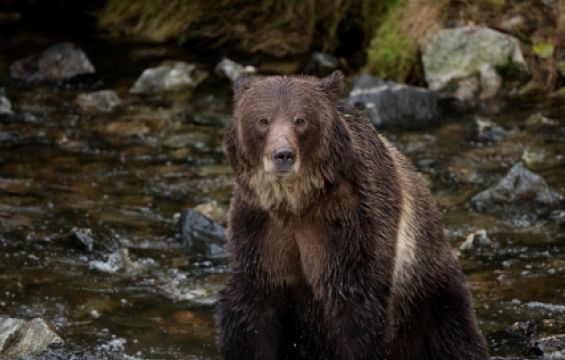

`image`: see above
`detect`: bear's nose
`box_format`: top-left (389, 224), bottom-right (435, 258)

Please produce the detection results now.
top-left (272, 148), bottom-right (296, 170)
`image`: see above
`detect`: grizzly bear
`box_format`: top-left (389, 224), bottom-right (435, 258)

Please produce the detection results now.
top-left (217, 71), bottom-right (488, 360)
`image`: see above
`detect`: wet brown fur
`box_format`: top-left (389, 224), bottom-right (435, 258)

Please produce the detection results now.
top-left (217, 71), bottom-right (488, 360)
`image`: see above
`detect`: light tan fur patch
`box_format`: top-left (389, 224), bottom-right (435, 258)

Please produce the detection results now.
top-left (380, 136), bottom-right (420, 294)
top-left (248, 168), bottom-right (324, 213)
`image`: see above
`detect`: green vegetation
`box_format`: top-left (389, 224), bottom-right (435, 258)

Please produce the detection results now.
top-left (533, 42), bottom-right (555, 59)
top-left (364, 0), bottom-right (446, 82)
top-left (97, 0), bottom-right (382, 57)
top-left (365, 1), bottom-right (412, 82)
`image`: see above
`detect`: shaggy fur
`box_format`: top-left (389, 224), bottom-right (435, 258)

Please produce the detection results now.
top-left (217, 71), bottom-right (488, 360)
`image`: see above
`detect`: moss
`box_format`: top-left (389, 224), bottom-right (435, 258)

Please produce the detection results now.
top-left (364, 0), bottom-right (446, 82)
top-left (365, 1), bottom-right (413, 82)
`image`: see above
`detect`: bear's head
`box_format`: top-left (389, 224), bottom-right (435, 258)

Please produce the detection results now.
top-left (225, 71), bottom-right (352, 213)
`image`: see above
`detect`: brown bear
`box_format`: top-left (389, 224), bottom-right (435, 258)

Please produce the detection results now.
top-left (217, 71), bottom-right (488, 360)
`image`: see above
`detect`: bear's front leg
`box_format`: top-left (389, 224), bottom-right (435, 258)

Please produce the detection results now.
top-left (217, 273), bottom-right (284, 360)
top-left (326, 286), bottom-right (388, 359)
top-left (321, 253), bottom-right (390, 360)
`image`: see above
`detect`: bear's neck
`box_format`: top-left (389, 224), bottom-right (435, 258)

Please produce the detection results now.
top-left (242, 167), bottom-right (338, 216)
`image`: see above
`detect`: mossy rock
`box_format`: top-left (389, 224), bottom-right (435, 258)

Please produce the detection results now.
top-left (422, 26), bottom-right (529, 96)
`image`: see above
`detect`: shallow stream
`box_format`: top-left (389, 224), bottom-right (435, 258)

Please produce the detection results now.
top-left (1, 24), bottom-right (564, 360)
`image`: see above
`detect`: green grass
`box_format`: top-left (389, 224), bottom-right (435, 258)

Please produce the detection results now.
top-left (364, 0), bottom-right (417, 82)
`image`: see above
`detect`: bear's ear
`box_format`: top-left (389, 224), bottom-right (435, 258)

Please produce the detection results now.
top-left (319, 70), bottom-right (344, 101)
top-left (233, 74), bottom-right (255, 101)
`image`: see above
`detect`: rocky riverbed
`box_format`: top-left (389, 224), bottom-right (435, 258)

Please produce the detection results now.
top-left (0, 24), bottom-right (564, 360)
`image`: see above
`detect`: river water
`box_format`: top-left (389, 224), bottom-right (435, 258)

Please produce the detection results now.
top-left (0, 25), bottom-right (564, 360)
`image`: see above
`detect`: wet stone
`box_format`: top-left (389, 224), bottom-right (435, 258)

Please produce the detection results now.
top-left (193, 200), bottom-right (227, 225)
top-left (304, 52), bottom-right (340, 77)
top-left (471, 162), bottom-right (563, 212)
top-left (10, 42), bottom-right (95, 83)
top-left (478, 64), bottom-right (502, 99)
top-left (348, 74), bottom-right (439, 129)
top-left (76, 90), bottom-right (121, 113)
top-left (89, 248), bottom-right (156, 274)
top-left (524, 112), bottom-right (559, 130)
top-left (214, 57), bottom-right (257, 83)
top-left (0, 317), bottom-right (63, 358)
top-left (68, 227), bottom-right (94, 252)
top-left (521, 147), bottom-right (563, 171)
top-left (471, 116), bottom-right (506, 143)
top-left (0, 317), bottom-right (24, 352)
top-left (0, 88), bottom-right (14, 119)
top-left (529, 334), bottom-right (565, 358)
top-left (179, 208), bottom-right (227, 260)
top-left (459, 229), bottom-right (492, 253)
top-left (508, 320), bottom-right (541, 338)
top-left (130, 61), bottom-right (208, 94)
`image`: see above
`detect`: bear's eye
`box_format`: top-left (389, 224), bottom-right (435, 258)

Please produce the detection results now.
top-left (259, 118), bottom-right (270, 126)
top-left (294, 118), bottom-right (306, 127)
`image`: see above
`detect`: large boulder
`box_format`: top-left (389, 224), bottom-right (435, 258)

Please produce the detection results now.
top-left (348, 74), bottom-right (440, 129)
top-left (10, 42), bottom-right (95, 83)
top-left (179, 208), bottom-right (227, 260)
top-left (130, 61), bottom-right (208, 94)
top-left (472, 163), bottom-right (563, 211)
top-left (0, 317), bottom-right (63, 358)
top-left (422, 26), bottom-right (529, 101)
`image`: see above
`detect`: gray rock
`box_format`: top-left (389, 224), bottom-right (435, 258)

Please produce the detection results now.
top-left (214, 57), bottom-right (256, 83)
top-left (348, 75), bottom-right (439, 129)
top-left (305, 52), bottom-right (340, 77)
top-left (10, 42), bottom-right (95, 83)
top-left (89, 249), bottom-right (155, 274)
top-left (0, 88), bottom-right (13, 118)
top-left (471, 116), bottom-right (506, 143)
top-left (179, 208), bottom-right (227, 260)
top-left (520, 147), bottom-right (562, 170)
top-left (0, 317), bottom-right (63, 358)
top-left (0, 317), bottom-right (24, 352)
top-left (452, 77), bottom-right (479, 102)
top-left (130, 61), bottom-right (208, 94)
top-left (472, 163), bottom-right (563, 210)
top-left (459, 229), bottom-right (492, 251)
top-left (194, 200), bottom-right (228, 225)
top-left (422, 26), bottom-right (529, 101)
top-left (479, 64), bottom-right (502, 99)
top-left (76, 90), bottom-right (121, 113)
top-left (529, 334), bottom-right (565, 359)
top-left (68, 227), bottom-right (94, 252)
top-left (524, 112), bottom-right (559, 130)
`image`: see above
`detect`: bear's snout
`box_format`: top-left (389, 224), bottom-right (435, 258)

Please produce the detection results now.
top-left (272, 148), bottom-right (296, 171)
